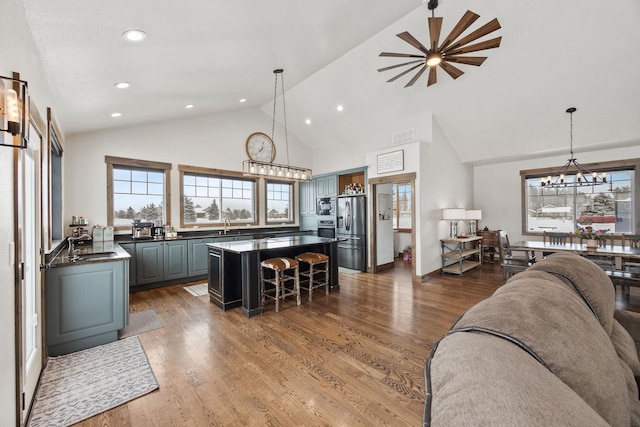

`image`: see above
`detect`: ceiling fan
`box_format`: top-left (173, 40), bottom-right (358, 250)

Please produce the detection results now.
top-left (378, 0), bottom-right (501, 88)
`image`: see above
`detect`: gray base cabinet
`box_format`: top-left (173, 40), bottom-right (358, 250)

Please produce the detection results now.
top-left (188, 238), bottom-right (215, 277)
top-left (45, 259), bottom-right (129, 356)
top-left (136, 240), bottom-right (188, 285)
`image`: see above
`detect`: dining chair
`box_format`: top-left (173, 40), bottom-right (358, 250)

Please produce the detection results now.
top-left (499, 231), bottom-right (536, 280)
top-left (621, 234), bottom-right (640, 273)
top-left (542, 231), bottom-right (573, 257)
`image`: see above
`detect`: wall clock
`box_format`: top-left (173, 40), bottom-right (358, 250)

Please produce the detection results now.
top-left (245, 132), bottom-right (276, 163)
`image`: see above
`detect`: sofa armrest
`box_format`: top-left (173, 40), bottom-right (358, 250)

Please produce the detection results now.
top-left (615, 309), bottom-right (640, 354)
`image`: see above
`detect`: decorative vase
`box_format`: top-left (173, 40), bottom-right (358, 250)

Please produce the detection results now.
top-left (586, 239), bottom-right (599, 249)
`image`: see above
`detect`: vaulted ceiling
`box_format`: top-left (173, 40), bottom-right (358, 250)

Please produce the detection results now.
top-left (22, 0), bottom-right (640, 164)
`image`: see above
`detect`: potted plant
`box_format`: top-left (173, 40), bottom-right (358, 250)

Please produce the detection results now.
top-left (574, 226), bottom-right (609, 249)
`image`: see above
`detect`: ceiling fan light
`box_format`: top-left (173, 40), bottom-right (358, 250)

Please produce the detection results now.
top-left (426, 54), bottom-right (442, 66)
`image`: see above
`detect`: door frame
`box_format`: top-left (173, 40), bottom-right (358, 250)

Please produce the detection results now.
top-left (368, 172), bottom-right (417, 282)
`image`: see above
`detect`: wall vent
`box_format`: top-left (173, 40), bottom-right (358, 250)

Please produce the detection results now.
top-left (392, 128), bottom-right (414, 146)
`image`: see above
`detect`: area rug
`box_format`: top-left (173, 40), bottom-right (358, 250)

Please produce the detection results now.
top-left (28, 337), bottom-right (159, 427)
top-left (118, 309), bottom-right (164, 339)
top-left (184, 283), bottom-right (208, 296)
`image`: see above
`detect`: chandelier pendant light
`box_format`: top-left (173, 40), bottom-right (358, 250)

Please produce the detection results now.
top-left (377, 0), bottom-right (501, 88)
top-left (541, 108), bottom-right (607, 188)
top-left (242, 69), bottom-right (311, 182)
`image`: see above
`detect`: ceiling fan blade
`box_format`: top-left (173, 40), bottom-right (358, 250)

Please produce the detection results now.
top-left (405, 65), bottom-right (428, 87)
top-left (446, 18), bottom-right (501, 52)
top-left (427, 66), bottom-right (437, 86)
top-left (444, 56), bottom-right (487, 66)
top-left (379, 52), bottom-right (426, 58)
top-left (428, 17), bottom-right (443, 52)
top-left (439, 61), bottom-right (464, 80)
top-left (396, 31), bottom-right (429, 55)
top-left (439, 10), bottom-right (480, 51)
top-left (377, 59), bottom-right (425, 72)
top-left (386, 63), bottom-right (425, 83)
top-left (445, 37), bottom-right (502, 56)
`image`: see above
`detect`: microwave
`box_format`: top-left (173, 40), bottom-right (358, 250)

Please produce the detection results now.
top-left (316, 197), bottom-right (336, 216)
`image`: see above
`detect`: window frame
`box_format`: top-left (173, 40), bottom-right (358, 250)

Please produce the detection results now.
top-left (520, 157), bottom-right (640, 236)
top-left (106, 156), bottom-right (172, 231)
top-left (265, 179), bottom-right (295, 225)
top-left (392, 181), bottom-right (412, 232)
top-left (178, 164), bottom-right (259, 228)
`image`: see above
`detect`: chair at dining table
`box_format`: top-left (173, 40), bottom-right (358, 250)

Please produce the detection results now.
top-left (542, 231), bottom-right (573, 258)
top-left (621, 234), bottom-right (640, 273)
top-left (499, 231), bottom-right (536, 280)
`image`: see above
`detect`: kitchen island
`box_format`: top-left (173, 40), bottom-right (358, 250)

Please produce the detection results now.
top-left (207, 236), bottom-right (339, 317)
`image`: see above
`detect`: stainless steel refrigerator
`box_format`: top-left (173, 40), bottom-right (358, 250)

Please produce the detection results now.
top-left (336, 195), bottom-right (366, 271)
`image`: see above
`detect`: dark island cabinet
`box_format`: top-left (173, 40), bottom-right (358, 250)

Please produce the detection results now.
top-left (208, 247), bottom-right (242, 310)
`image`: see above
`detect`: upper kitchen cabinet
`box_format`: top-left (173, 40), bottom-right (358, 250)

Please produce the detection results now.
top-left (338, 169), bottom-right (366, 195)
top-left (299, 180), bottom-right (317, 216)
top-left (315, 174), bottom-right (337, 198)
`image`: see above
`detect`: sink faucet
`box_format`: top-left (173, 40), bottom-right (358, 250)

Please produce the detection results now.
top-left (223, 217), bottom-right (231, 234)
top-left (68, 234), bottom-right (92, 260)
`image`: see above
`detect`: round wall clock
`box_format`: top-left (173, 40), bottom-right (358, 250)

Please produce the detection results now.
top-left (245, 132), bottom-right (276, 163)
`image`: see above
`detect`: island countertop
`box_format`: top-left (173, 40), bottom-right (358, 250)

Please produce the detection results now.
top-left (207, 235), bottom-right (338, 254)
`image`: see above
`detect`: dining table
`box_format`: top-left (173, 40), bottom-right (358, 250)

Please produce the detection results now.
top-left (510, 240), bottom-right (640, 270)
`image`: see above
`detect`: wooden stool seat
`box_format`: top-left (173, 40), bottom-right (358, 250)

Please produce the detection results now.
top-left (296, 252), bottom-right (329, 301)
top-left (260, 257), bottom-right (300, 313)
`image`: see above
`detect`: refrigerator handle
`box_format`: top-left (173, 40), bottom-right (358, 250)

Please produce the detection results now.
top-left (346, 201), bottom-right (351, 231)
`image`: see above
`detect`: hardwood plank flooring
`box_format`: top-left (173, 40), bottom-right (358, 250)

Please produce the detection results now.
top-left (72, 260), bottom-right (640, 426)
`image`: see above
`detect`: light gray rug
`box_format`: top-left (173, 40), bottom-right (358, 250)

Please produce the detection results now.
top-left (28, 337), bottom-right (159, 427)
top-left (184, 283), bottom-right (208, 296)
top-left (118, 309), bottom-right (164, 339)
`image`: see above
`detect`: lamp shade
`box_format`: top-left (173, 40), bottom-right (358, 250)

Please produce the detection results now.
top-left (465, 209), bottom-right (482, 220)
top-left (442, 208), bottom-right (465, 220)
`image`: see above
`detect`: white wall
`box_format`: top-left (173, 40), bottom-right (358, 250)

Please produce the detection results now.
top-left (1, 1), bottom-right (58, 424)
top-left (474, 144), bottom-right (640, 243)
top-left (65, 108), bottom-right (313, 234)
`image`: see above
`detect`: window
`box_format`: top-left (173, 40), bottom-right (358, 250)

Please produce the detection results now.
top-left (266, 180), bottom-right (294, 223)
top-left (521, 159), bottom-right (639, 235)
top-left (392, 182), bottom-right (412, 231)
top-left (106, 156), bottom-right (171, 230)
top-left (179, 165), bottom-right (258, 227)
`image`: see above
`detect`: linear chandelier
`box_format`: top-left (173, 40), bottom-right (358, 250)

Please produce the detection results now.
top-left (242, 69), bottom-right (311, 182)
top-left (541, 107), bottom-right (607, 188)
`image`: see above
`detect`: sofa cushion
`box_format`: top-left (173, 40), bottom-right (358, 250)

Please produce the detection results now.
top-left (528, 252), bottom-right (615, 335)
top-left (451, 272), bottom-right (630, 426)
top-left (612, 318), bottom-right (640, 378)
top-left (427, 332), bottom-right (609, 426)
top-left (616, 309), bottom-right (640, 357)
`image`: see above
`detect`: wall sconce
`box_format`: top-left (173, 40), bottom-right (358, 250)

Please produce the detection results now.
top-left (465, 209), bottom-right (482, 236)
top-left (0, 73), bottom-right (29, 149)
top-left (442, 208), bottom-right (465, 238)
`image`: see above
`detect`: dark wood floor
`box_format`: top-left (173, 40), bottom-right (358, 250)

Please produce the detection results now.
top-left (74, 260), bottom-right (640, 426)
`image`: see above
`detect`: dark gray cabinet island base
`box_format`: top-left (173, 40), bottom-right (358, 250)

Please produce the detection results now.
top-left (207, 236), bottom-right (339, 317)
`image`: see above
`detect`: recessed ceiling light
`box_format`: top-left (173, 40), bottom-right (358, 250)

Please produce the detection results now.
top-left (336, 105), bottom-right (344, 112)
top-left (114, 82), bottom-right (130, 89)
top-left (305, 119), bottom-right (311, 125)
top-left (239, 98), bottom-right (247, 103)
top-left (111, 112), bottom-right (122, 118)
top-left (123, 29), bottom-right (146, 42)
top-left (185, 104), bottom-right (194, 109)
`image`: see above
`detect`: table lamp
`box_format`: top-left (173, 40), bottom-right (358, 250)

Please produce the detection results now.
top-left (442, 208), bottom-right (466, 238)
top-left (465, 210), bottom-right (482, 236)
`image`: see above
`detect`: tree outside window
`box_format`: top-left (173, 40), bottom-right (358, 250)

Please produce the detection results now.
top-left (266, 181), bottom-right (293, 223)
top-left (392, 182), bottom-right (412, 231)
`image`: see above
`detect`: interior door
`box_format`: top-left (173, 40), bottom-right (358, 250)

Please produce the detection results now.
top-left (18, 123), bottom-right (43, 424)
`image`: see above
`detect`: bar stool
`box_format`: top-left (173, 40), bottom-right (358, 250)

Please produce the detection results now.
top-left (260, 257), bottom-right (300, 312)
top-left (295, 252), bottom-right (329, 301)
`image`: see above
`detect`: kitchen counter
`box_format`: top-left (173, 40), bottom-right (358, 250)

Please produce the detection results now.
top-left (114, 227), bottom-right (311, 244)
top-left (48, 241), bottom-right (131, 268)
top-left (207, 235), bottom-right (336, 253)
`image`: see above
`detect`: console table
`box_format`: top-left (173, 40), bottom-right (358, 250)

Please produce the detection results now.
top-left (440, 236), bottom-right (483, 275)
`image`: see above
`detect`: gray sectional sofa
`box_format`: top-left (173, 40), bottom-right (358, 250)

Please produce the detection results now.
top-left (424, 252), bottom-right (640, 426)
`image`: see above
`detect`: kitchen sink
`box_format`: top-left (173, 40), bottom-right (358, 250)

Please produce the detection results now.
top-left (76, 251), bottom-right (118, 261)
